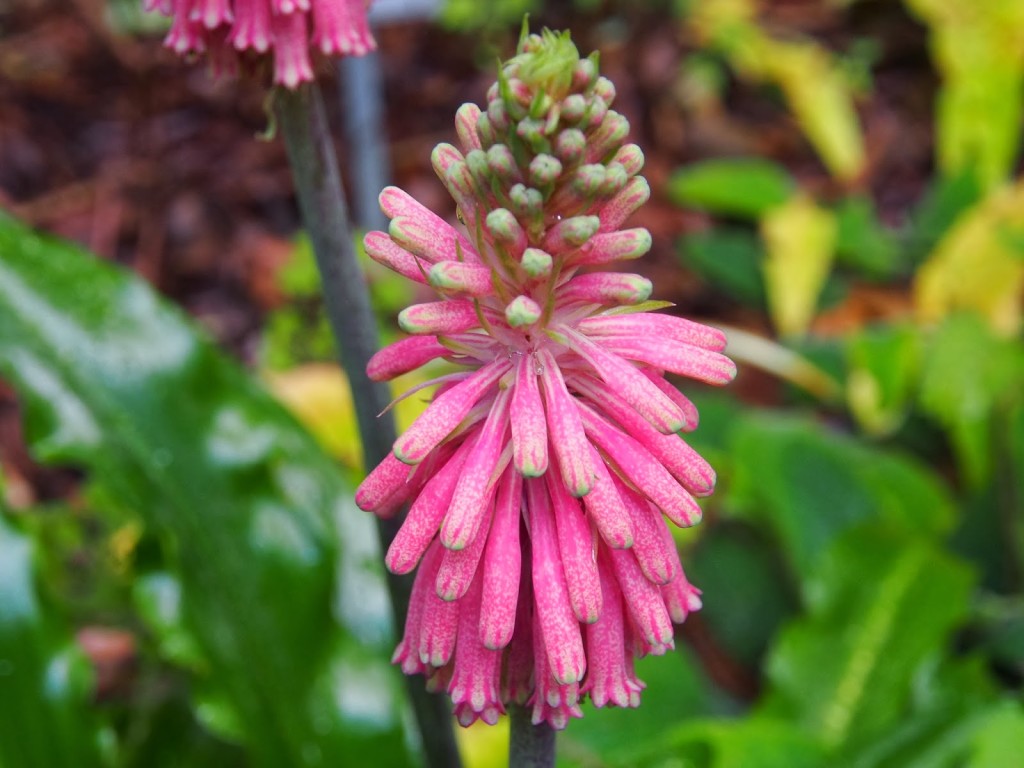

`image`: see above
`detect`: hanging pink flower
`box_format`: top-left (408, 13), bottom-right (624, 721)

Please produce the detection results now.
top-left (144, 0), bottom-right (375, 87)
top-left (356, 29), bottom-right (735, 729)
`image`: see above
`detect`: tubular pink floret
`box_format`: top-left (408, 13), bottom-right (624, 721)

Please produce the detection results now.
top-left (546, 472), bottom-right (603, 623)
top-left (367, 336), bottom-right (449, 382)
top-left (270, 11), bottom-right (314, 89)
top-left (480, 468), bottom-right (523, 649)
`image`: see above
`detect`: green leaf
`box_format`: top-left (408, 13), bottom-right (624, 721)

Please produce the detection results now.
top-left (845, 322), bottom-right (923, 436)
top-left (687, 522), bottom-right (798, 666)
top-left (906, 172), bottom-right (982, 265)
top-left (968, 701), bottom-right (1024, 768)
top-left (0, 512), bottom-right (105, 768)
top-left (759, 528), bottom-right (974, 752)
top-left (834, 195), bottom-right (902, 279)
top-left (0, 214), bottom-right (412, 767)
top-left (728, 413), bottom-right (957, 580)
top-left (557, 648), bottom-right (726, 767)
top-left (664, 718), bottom-right (827, 768)
top-left (678, 229), bottom-right (767, 307)
top-left (918, 313), bottom-right (1024, 487)
top-left (668, 158), bottom-right (795, 218)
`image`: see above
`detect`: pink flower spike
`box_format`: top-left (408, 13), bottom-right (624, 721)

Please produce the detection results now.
top-left (510, 353), bottom-right (549, 477)
top-left (557, 272), bottom-right (652, 306)
top-left (398, 299), bottom-right (481, 335)
top-left (310, 0), bottom-right (376, 56)
top-left (545, 472), bottom-right (602, 624)
top-left (580, 403), bottom-right (703, 528)
top-left (355, 452), bottom-right (412, 512)
top-left (367, 336), bottom-right (449, 383)
top-left (536, 348), bottom-right (594, 497)
top-left (385, 438), bottom-right (476, 574)
top-left (441, 387), bottom-right (512, 551)
top-left (577, 313), bottom-right (728, 352)
top-left (526, 478), bottom-right (587, 685)
top-left (596, 336), bottom-right (737, 386)
top-left (562, 327), bottom-right (686, 434)
top-left (269, 11), bottom-right (314, 89)
top-left (606, 546), bottom-right (674, 647)
top-left (480, 468), bottom-right (523, 649)
top-left (393, 359), bottom-right (510, 464)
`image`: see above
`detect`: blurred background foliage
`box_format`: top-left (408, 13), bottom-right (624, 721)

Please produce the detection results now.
top-left (0, 0), bottom-right (1022, 767)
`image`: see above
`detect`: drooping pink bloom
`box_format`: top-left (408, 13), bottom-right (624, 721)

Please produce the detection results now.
top-left (356, 29), bottom-right (735, 729)
top-left (144, 0), bottom-right (375, 87)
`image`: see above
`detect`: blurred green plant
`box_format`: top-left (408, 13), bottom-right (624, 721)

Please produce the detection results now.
top-left (0, 214), bottom-right (414, 767)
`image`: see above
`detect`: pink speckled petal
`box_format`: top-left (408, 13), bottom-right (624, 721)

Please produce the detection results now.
top-left (440, 387), bottom-right (511, 551)
top-left (393, 359), bottom-right (510, 464)
top-left (367, 336), bottom-right (449, 382)
top-left (562, 326), bottom-right (685, 434)
top-left (270, 11), bottom-right (314, 90)
top-left (526, 478), bottom-right (586, 685)
top-left (577, 312), bottom-right (727, 352)
top-left (580, 403), bottom-right (703, 528)
top-left (537, 347), bottom-right (594, 496)
top-left (583, 559), bottom-right (634, 708)
top-left (510, 353), bottom-right (549, 477)
top-left (480, 467), bottom-right (523, 649)
top-left (385, 437), bottom-right (476, 574)
top-left (580, 447), bottom-right (634, 549)
top-left (607, 546), bottom-right (674, 647)
top-left (595, 335), bottom-right (737, 386)
top-left (355, 452), bottom-right (412, 512)
top-left (398, 299), bottom-right (481, 335)
top-left (545, 471), bottom-right (602, 624)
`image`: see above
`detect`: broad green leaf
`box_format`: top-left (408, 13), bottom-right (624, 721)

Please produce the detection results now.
top-left (845, 322), bottom-right (923, 436)
top-left (760, 528), bottom-right (974, 752)
top-left (968, 701), bottom-right (1024, 768)
top-left (668, 158), bottom-right (794, 219)
top-left (914, 178), bottom-right (1024, 336)
top-left (678, 229), bottom-right (766, 307)
top-left (905, 0), bottom-right (1024, 190)
top-left (761, 196), bottom-right (837, 337)
top-left (728, 413), bottom-right (956, 580)
top-left (687, 522), bottom-right (798, 666)
top-left (842, 658), bottom-right (1018, 768)
top-left (918, 313), bottom-right (1024, 487)
top-left (663, 718), bottom-right (826, 768)
top-left (905, 172), bottom-right (982, 265)
top-left (0, 215), bottom-right (412, 767)
top-left (0, 513), bottom-right (105, 768)
top-left (755, 39), bottom-right (866, 183)
top-left (834, 195), bottom-right (902, 279)
top-left (557, 648), bottom-right (724, 767)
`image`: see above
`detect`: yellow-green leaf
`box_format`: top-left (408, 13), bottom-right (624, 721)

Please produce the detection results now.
top-left (761, 196), bottom-right (838, 336)
top-left (914, 179), bottom-right (1024, 336)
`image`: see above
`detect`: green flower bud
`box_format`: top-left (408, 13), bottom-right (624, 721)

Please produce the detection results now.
top-left (529, 154), bottom-right (563, 187)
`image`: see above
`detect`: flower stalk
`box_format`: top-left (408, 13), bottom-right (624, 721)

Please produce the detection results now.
top-left (274, 82), bottom-right (462, 768)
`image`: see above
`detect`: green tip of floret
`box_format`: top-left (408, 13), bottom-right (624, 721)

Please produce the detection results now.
top-left (512, 27), bottom-right (580, 102)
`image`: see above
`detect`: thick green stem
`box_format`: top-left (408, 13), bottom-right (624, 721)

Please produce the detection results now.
top-left (509, 705), bottom-right (555, 768)
top-left (274, 82), bottom-right (462, 768)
